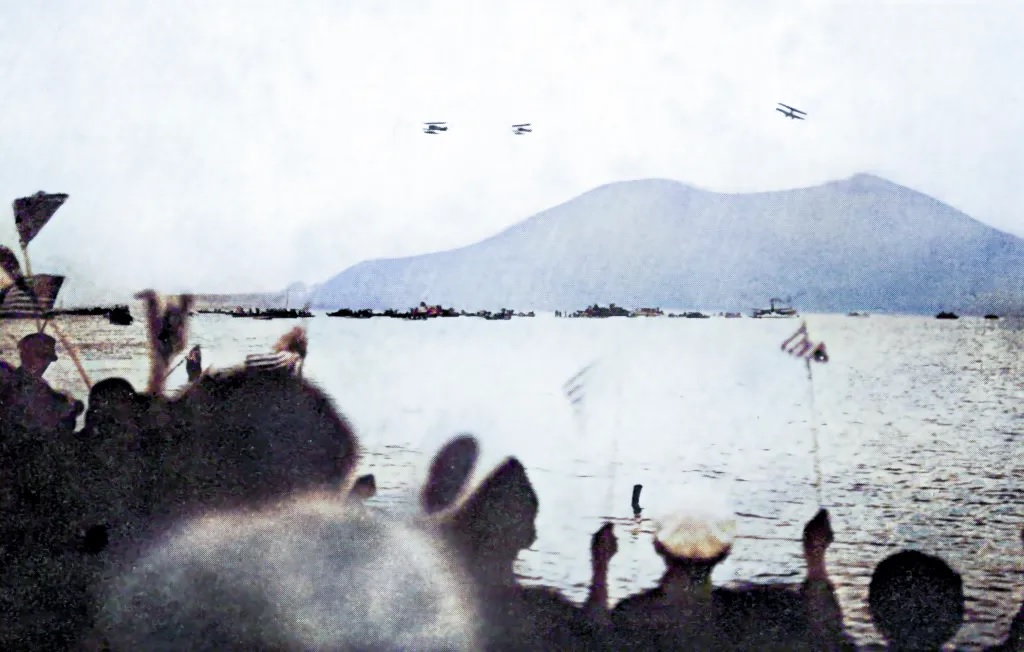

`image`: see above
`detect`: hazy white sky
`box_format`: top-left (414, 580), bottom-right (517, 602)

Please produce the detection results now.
top-left (2, 0), bottom-right (1023, 296)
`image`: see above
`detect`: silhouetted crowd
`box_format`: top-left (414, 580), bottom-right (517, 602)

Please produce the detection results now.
top-left (1, 293), bottom-right (1022, 651)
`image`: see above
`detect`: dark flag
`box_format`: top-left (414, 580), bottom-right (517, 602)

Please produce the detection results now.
top-left (13, 191), bottom-right (69, 248)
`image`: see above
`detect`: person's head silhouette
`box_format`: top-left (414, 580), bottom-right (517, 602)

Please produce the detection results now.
top-left (652, 509), bottom-right (735, 596)
top-left (868, 550), bottom-right (964, 651)
top-left (18, 332), bottom-right (58, 378)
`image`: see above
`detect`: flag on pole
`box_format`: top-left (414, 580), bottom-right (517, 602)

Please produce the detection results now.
top-left (781, 321), bottom-right (829, 363)
top-left (781, 321), bottom-right (828, 505)
top-left (563, 362), bottom-right (594, 414)
top-left (13, 191), bottom-right (69, 248)
top-left (245, 350), bottom-right (302, 375)
top-left (0, 274), bottom-right (63, 318)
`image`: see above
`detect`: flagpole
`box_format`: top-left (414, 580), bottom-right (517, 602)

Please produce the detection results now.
top-left (163, 355), bottom-right (187, 381)
top-left (48, 320), bottom-right (92, 391)
top-left (12, 193), bottom-right (69, 333)
top-left (606, 369), bottom-right (621, 517)
top-left (783, 319), bottom-right (826, 507)
top-left (805, 356), bottom-right (823, 506)
top-left (565, 362), bottom-right (596, 528)
top-left (566, 394), bottom-right (586, 588)
top-left (19, 243), bottom-right (43, 333)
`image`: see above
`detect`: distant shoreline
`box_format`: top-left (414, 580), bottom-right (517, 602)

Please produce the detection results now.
top-left (34, 303), bottom-right (1022, 321)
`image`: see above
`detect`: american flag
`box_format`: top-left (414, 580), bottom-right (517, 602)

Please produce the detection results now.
top-left (13, 191), bottom-right (68, 248)
top-left (245, 350), bottom-right (302, 374)
top-left (0, 274), bottom-right (64, 318)
top-left (563, 362), bottom-right (594, 413)
top-left (781, 322), bottom-right (829, 363)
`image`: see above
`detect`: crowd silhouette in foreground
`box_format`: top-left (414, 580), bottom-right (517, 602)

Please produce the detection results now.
top-left (1, 291), bottom-right (1022, 651)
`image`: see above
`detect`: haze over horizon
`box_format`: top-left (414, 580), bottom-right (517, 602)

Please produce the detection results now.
top-left (3, 0), bottom-right (1024, 301)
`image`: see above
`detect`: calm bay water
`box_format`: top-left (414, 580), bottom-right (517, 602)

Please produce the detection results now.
top-left (2, 310), bottom-right (1022, 650)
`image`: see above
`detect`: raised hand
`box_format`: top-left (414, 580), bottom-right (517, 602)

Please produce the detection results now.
top-left (592, 521), bottom-right (618, 565)
top-left (803, 508), bottom-right (833, 555)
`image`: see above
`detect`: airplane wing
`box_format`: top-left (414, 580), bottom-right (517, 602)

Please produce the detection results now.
top-left (779, 103), bottom-right (807, 114)
top-left (776, 108), bottom-right (787, 115)
top-left (793, 115), bottom-right (805, 120)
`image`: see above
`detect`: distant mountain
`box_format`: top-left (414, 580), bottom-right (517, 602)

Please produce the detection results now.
top-left (311, 174), bottom-right (1024, 314)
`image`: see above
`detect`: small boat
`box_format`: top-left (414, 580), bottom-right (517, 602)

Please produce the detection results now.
top-left (723, 312), bottom-right (742, 318)
top-left (632, 307), bottom-right (664, 317)
top-left (984, 314), bottom-right (1000, 320)
top-left (935, 311), bottom-right (959, 320)
top-left (847, 312), bottom-right (870, 317)
top-left (751, 298), bottom-right (798, 319)
top-left (232, 308), bottom-right (313, 319)
top-left (327, 308), bottom-right (374, 319)
top-left (106, 305), bottom-right (133, 325)
top-left (484, 309), bottom-right (513, 321)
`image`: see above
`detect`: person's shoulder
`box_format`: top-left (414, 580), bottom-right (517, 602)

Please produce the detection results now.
top-left (611, 587), bottom-right (663, 620)
top-left (520, 585), bottom-right (575, 604)
top-left (4, 364), bottom-right (33, 386)
top-left (0, 359), bottom-right (13, 392)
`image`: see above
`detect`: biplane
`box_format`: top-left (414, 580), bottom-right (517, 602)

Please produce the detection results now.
top-left (423, 122), bottom-right (448, 134)
top-left (512, 123), bottom-right (532, 135)
top-left (776, 103), bottom-right (806, 120)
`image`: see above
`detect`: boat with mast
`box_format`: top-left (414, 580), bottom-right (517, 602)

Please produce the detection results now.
top-left (751, 297), bottom-right (798, 319)
top-left (0, 191), bottom-right (69, 320)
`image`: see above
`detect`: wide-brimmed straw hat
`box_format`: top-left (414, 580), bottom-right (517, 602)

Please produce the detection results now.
top-left (654, 509), bottom-right (737, 562)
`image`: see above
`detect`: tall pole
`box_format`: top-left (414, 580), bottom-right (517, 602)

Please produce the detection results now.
top-left (805, 357), bottom-right (823, 506)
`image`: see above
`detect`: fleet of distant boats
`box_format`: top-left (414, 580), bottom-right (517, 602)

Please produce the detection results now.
top-left (935, 311), bottom-right (1001, 320)
top-left (3, 295), bottom-right (1012, 324)
top-left (228, 307), bottom-right (314, 320)
top-left (0, 191), bottom-right (1014, 327)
